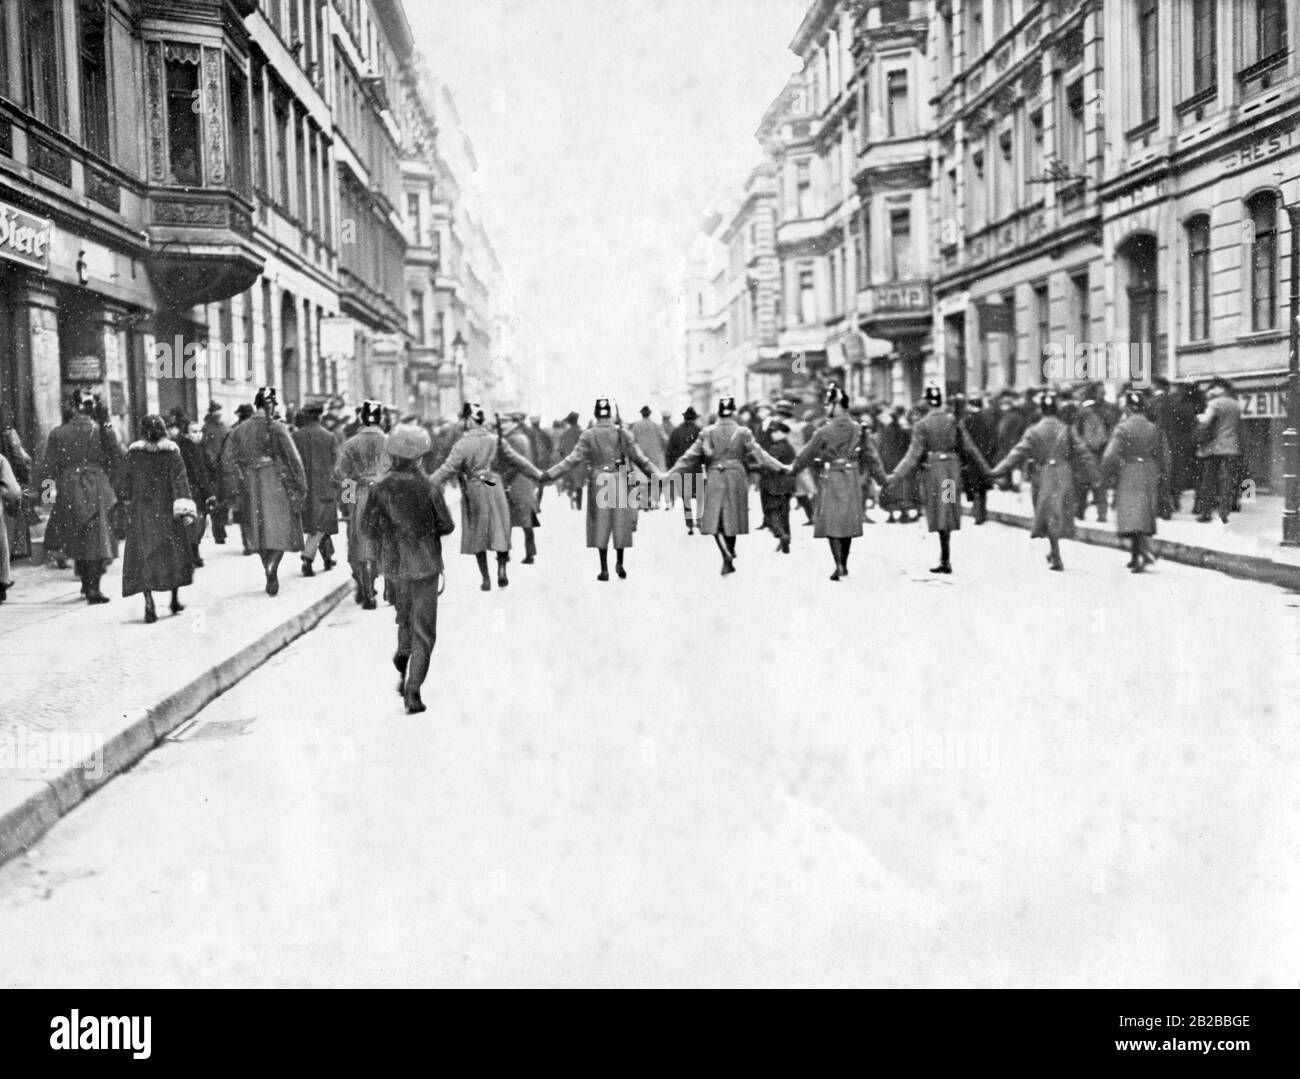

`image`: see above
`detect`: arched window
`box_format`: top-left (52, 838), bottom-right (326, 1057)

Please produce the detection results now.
top-left (1247, 192), bottom-right (1279, 332)
top-left (1187, 215), bottom-right (1211, 341)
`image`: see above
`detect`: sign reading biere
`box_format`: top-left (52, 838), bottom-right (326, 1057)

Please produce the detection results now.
top-left (0, 201), bottom-right (53, 271)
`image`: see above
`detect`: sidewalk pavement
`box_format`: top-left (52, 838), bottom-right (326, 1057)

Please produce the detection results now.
top-left (977, 488), bottom-right (1300, 590)
top-left (0, 529), bottom-right (352, 864)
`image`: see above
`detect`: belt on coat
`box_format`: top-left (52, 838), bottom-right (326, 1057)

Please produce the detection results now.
top-left (592, 463), bottom-right (624, 473)
top-left (467, 468), bottom-right (499, 483)
top-left (927, 452), bottom-right (956, 461)
top-left (708, 459), bottom-right (745, 472)
top-left (821, 459), bottom-right (859, 472)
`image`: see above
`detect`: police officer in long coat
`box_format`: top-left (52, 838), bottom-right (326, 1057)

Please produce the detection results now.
top-left (501, 411), bottom-right (542, 565)
top-left (292, 401), bottom-right (340, 577)
top-left (1102, 390), bottom-right (1170, 574)
top-left (542, 398), bottom-right (662, 581)
top-left (665, 395), bottom-right (788, 576)
top-left (220, 386), bottom-right (307, 596)
top-left (40, 389), bottom-right (121, 603)
top-left (886, 384), bottom-right (988, 575)
top-left (989, 390), bottom-right (1098, 571)
top-left (788, 386), bottom-right (889, 581)
top-left (334, 400), bottom-right (389, 608)
top-left (428, 402), bottom-right (543, 591)
top-left (360, 424), bottom-right (455, 715)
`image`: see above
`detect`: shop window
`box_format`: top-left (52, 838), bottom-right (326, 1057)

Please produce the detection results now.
top-left (25, 0), bottom-right (65, 131)
top-left (1247, 192), bottom-right (1279, 332)
top-left (164, 45), bottom-right (202, 185)
top-left (1186, 215), bottom-right (1211, 341)
top-left (78, 0), bottom-right (110, 158)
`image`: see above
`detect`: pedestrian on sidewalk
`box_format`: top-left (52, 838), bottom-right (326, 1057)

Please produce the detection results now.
top-left (429, 402), bottom-right (543, 591)
top-left (360, 424), bottom-right (455, 715)
top-left (876, 405), bottom-right (916, 524)
top-left (118, 415), bottom-right (196, 623)
top-left (1, 409), bottom-right (34, 563)
top-left (988, 390), bottom-right (1097, 571)
top-left (664, 395), bottom-right (788, 577)
top-left (220, 387), bottom-right (308, 596)
top-left (886, 384), bottom-right (986, 575)
top-left (554, 411), bottom-right (586, 510)
top-left (334, 401), bottom-right (389, 608)
top-left (500, 411), bottom-right (542, 565)
top-left (39, 389), bottom-right (122, 603)
top-left (542, 397), bottom-right (662, 582)
top-left (1102, 391), bottom-right (1170, 574)
top-left (168, 411), bottom-right (217, 569)
top-left (760, 421), bottom-right (797, 553)
top-left (788, 386), bottom-right (889, 581)
top-left (200, 402), bottom-right (230, 544)
top-left (631, 405), bottom-right (667, 510)
top-left (1074, 383), bottom-right (1113, 523)
top-left (292, 401), bottom-right (340, 578)
top-left (993, 391), bottom-right (1028, 493)
top-left (1194, 377), bottom-right (1242, 524)
top-left (665, 405), bottom-right (703, 533)
top-left (961, 396), bottom-right (998, 525)
top-left (0, 450), bottom-right (20, 602)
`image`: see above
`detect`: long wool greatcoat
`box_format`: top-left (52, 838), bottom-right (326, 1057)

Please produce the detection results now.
top-left (334, 426), bottom-right (389, 563)
top-left (545, 419), bottom-right (658, 548)
top-left (886, 411), bottom-right (985, 533)
top-left (991, 416), bottom-right (1098, 539)
top-left (875, 418), bottom-right (916, 512)
top-left (2, 426), bottom-right (33, 560)
top-left (220, 414), bottom-right (307, 552)
top-left (40, 413), bottom-right (121, 561)
top-left (788, 414), bottom-right (889, 538)
top-left (666, 418), bottom-right (786, 536)
top-left (117, 439), bottom-right (194, 596)
top-left (429, 426), bottom-right (542, 555)
top-left (500, 427), bottom-right (541, 530)
top-left (1102, 414), bottom-right (1170, 537)
top-left (292, 419), bottom-right (341, 536)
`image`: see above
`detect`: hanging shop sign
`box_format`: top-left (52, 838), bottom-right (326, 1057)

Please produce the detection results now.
top-left (0, 201), bottom-right (53, 271)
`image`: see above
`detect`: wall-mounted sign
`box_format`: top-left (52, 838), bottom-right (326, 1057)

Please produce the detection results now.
top-left (1239, 389), bottom-right (1288, 420)
top-left (65, 354), bottom-right (105, 381)
top-left (319, 316), bottom-right (355, 358)
top-left (0, 201), bottom-right (53, 271)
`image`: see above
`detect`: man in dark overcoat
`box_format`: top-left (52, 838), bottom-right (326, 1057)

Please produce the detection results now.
top-left (292, 400), bottom-right (340, 576)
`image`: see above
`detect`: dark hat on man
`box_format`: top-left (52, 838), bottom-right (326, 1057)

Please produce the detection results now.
top-left (639, 405), bottom-right (652, 417)
top-left (1037, 390), bottom-right (1060, 415)
top-left (1207, 376), bottom-right (1233, 393)
top-left (235, 403), bottom-right (255, 422)
top-left (717, 395), bottom-right (737, 418)
top-left (593, 398), bottom-right (613, 419)
top-left (1124, 390), bottom-right (1148, 412)
top-left (254, 386), bottom-right (278, 410)
top-left (681, 406), bottom-right (699, 422)
top-left (387, 423), bottom-right (431, 461)
top-left (564, 410), bottom-right (580, 424)
top-left (301, 400), bottom-right (325, 418)
top-left (206, 400), bottom-right (223, 415)
top-left (774, 399), bottom-right (795, 417)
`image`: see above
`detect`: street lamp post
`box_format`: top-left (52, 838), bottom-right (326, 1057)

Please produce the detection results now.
top-left (1282, 204), bottom-right (1300, 546)
top-left (452, 331), bottom-right (468, 414)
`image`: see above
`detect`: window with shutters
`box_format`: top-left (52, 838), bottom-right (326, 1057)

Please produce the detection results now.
top-left (78, 0), bottom-right (110, 159)
top-left (1138, 0), bottom-right (1159, 123)
top-left (1190, 0), bottom-right (1216, 96)
top-left (1248, 193), bottom-right (1279, 332)
top-left (1187, 216), bottom-right (1211, 341)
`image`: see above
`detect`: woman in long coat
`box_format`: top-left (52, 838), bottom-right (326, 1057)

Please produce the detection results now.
top-left (334, 400), bottom-right (389, 607)
top-left (429, 402), bottom-right (543, 591)
top-left (40, 389), bottom-right (121, 603)
top-left (542, 398), bottom-right (661, 582)
top-left (662, 395), bottom-right (787, 576)
top-left (0, 452), bottom-right (20, 602)
top-left (168, 412), bottom-right (216, 569)
top-left (1102, 391), bottom-right (1170, 573)
top-left (788, 386), bottom-right (889, 581)
top-left (118, 415), bottom-right (195, 622)
top-left (886, 384), bottom-right (988, 575)
top-left (220, 387), bottom-right (307, 596)
top-left (988, 390), bottom-right (1097, 571)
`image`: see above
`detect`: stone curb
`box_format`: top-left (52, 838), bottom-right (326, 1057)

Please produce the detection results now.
top-left (0, 580), bottom-right (352, 867)
top-left (971, 507), bottom-right (1300, 591)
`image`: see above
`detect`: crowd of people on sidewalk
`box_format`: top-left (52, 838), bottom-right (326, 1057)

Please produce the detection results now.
top-left (0, 371), bottom-right (1250, 711)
